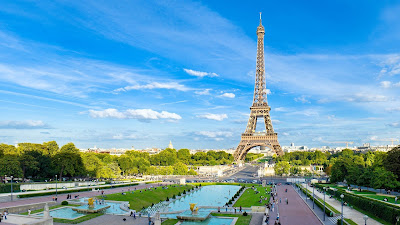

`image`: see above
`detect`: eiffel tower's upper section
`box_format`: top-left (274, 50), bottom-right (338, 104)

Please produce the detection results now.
top-left (252, 13), bottom-right (268, 108)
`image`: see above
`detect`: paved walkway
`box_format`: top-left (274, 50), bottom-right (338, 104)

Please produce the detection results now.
top-left (1, 183), bottom-right (164, 209)
top-left (301, 183), bottom-right (382, 225)
top-left (249, 213), bottom-right (264, 225)
top-left (269, 185), bottom-right (322, 225)
top-left (294, 185), bottom-right (336, 225)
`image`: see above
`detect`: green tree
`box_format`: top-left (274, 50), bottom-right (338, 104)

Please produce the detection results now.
top-left (274, 161), bottom-right (290, 176)
top-left (19, 151), bottom-right (39, 179)
top-left (53, 143), bottom-right (84, 180)
top-left (370, 167), bottom-right (399, 190)
top-left (0, 155), bottom-right (23, 177)
top-left (177, 149), bottom-right (191, 164)
top-left (384, 146), bottom-right (400, 180)
top-left (43, 141), bottom-right (59, 155)
top-left (0, 144), bottom-right (17, 155)
top-left (173, 162), bottom-right (188, 175)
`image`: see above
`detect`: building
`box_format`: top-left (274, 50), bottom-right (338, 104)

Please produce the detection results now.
top-left (168, 140), bottom-right (174, 149)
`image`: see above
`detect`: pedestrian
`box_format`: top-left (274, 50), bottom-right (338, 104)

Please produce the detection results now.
top-left (234, 208), bottom-right (237, 213)
top-left (279, 198), bottom-right (281, 203)
top-left (226, 207), bottom-right (227, 212)
top-left (130, 211), bottom-right (133, 217)
top-left (52, 196), bottom-right (55, 201)
top-left (239, 206), bottom-right (242, 212)
top-left (55, 197), bottom-right (57, 202)
top-left (0, 212), bottom-right (2, 222)
top-left (286, 198), bottom-right (288, 205)
top-left (3, 211), bottom-right (7, 220)
top-left (28, 209), bottom-right (31, 216)
top-left (133, 212), bottom-right (136, 219)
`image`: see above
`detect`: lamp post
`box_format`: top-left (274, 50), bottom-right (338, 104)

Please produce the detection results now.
top-left (312, 183), bottom-right (315, 209)
top-left (10, 176), bottom-right (13, 202)
top-left (363, 215), bottom-right (368, 225)
top-left (340, 194), bottom-right (344, 225)
top-left (323, 187), bottom-right (326, 221)
top-left (55, 175), bottom-right (58, 197)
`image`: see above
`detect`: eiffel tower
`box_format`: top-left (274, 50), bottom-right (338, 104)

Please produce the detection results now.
top-left (234, 13), bottom-right (283, 162)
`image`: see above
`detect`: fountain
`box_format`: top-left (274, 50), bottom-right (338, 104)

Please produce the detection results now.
top-left (176, 203), bottom-right (210, 221)
top-left (72, 197), bottom-right (110, 213)
top-left (190, 203), bottom-right (199, 215)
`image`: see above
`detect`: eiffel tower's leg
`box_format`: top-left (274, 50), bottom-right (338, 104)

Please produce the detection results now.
top-left (234, 143), bottom-right (245, 161)
top-left (273, 145), bottom-right (283, 156)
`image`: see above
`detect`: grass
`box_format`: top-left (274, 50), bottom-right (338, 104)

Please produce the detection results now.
top-left (361, 194), bottom-right (400, 204)
top-left (53, 212), bottom-right (103, 224)
top-left (233, 185), bottom-right (270, 207)
top-left (211, 213), bottom-right (252, 225)
top-left (20, 204), bottom-right (80, 215)
top-left (345, 218), bottom-right (358, 225)
top-left (299, 184), bottom-right (340, 214)
top-left (161, 219), bottom-right (179, 225)
top-left (102, 184), bottom-right (193, 211)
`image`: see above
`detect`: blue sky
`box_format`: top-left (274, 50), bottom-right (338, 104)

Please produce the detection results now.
top-left (1, 0), bottom-right (400, 150)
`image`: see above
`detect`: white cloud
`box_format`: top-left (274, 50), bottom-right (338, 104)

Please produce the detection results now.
top-left (378, 54), bottom-right (400, 77)
top-left (388, 122), bottom-right (400, 128)
top-left (197, 113), bottom-right (228, 121)
top-left (112, 134), bottom-right (137, 140)
top-left (346, 93), bottom-right (389, 102)
top-left (89, 108), bottom-right (182, 121)
top-left (294, 95), bottom-right (310, 103)
top-left (381, 81), bottom-right (392, 88)
top-left (0, 120), bottom-right (50, 129)
top-left (115, 82), bottom-right (190, 92)
top-left (370, 136), bottom-right (379, 141)
top-left (220, 93), bottom-right (235, 98)
top-left (274, 107), bottom-right (288, 112)
top-left (184, 69), bottom-right (218, 78)
top-left (196, 131), bottom-right (233, 141)
top-left (195, 89), bottom-right (212, 95)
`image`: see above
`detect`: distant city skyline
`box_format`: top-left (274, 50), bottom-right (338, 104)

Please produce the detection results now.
top-left (1, 1), bottom-right (400, 149)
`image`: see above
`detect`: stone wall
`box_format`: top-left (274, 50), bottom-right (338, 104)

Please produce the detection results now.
top-left (0, 201), bottom-right (57, 214)
top-left (20, 182), bottom-right (105, 191)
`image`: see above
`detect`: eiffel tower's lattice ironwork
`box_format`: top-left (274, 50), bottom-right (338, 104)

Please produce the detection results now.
top-left (234, 14), bottom-right (283, 162)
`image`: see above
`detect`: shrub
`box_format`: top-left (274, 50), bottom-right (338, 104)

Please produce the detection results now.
top-left (316, 184), bottom-right (400, 224)
top-left (61, 201), bottom-right (68, 205)
top-left (0, 183), bottom-right (21, 193)
top-left (243, 211), bottom-right (248, 216)
top-left (178, 192), bottom-right (181, 196)
top-left (183, 190), bottom-right (186, 194)
top-left (172, 194), bottom-right (176, 199)
top-left (166, 197), bottom-right (169, 201)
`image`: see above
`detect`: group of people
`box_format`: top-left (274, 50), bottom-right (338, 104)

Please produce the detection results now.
top-left (0, 210), bottom-right (8, 222)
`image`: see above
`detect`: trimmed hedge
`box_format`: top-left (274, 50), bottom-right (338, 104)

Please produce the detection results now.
top-left (297, 184), bottom-right (339, 216)
top-left (315, 184), bottom-right (400, 224)
top-left (0, 183), bottom-right (21, 193)
top-left (18, 183), bottom-right (139, 198)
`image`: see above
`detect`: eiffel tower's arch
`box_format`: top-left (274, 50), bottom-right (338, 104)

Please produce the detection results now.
top-left (234, 13), bottom-right (284, 162)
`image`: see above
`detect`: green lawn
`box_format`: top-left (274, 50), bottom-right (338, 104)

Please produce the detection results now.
top-left (20, 204), bottom-right (80, 215)
top-left (102, 185), bottom-right (193, 211)
top-left (233, 185), bottom-right (270, 207)
top-left (54, 212), bottom-right (103, 224)
top-left (161, 219), bottom-right (179, 225)
top-left (361, 194), bottom-right (400, 205)
top-left (211, 213), bottom-right (252, 225)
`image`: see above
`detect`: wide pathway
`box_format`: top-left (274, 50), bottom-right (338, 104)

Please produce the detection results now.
top-left (301, 183), bottom-right (382, 225)
top-left (269, 185), bottom-right (322, 225)
top-left (1, 183), bottom-right (165, 209)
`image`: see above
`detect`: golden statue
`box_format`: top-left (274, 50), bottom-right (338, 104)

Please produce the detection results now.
top-left (189, 203), bottom-right (199, 214)
top-left (88, 198), bottom-right (94, 208)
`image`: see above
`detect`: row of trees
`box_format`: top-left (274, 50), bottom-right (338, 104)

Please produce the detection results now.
top-left (330, 148), bottom-right (400, 190)
top-left (275, 147), bottom-right (400, 190)
top-left (0, 142), bottom-right (234, 181)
